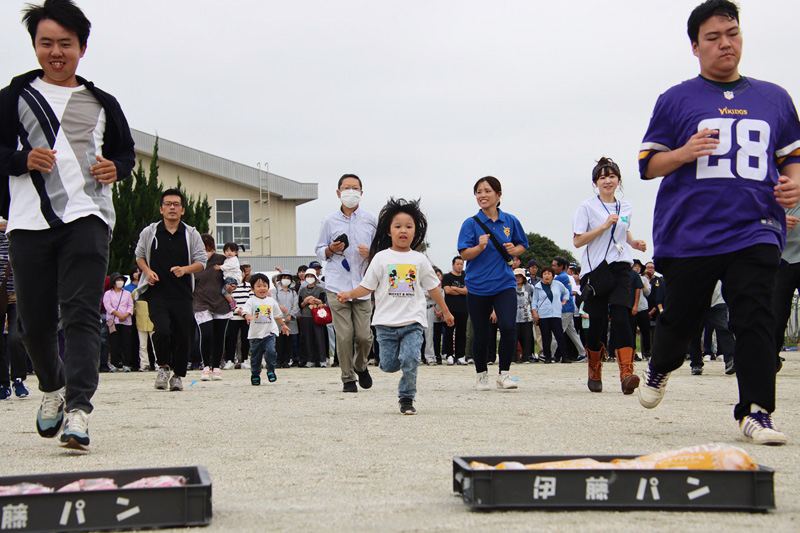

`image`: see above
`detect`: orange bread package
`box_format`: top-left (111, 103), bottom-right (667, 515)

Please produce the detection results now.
top-left (611, 443), bottom-right (757, 471)
top-left (468, 444), bottom-right (757, 471)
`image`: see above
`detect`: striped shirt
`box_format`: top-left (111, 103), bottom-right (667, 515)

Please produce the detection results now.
top-left (0, 230), bottom-right (13, 293)
top-left (231, 281), bottom-right (253, 321)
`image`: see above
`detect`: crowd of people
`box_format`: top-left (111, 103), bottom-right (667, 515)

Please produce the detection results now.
top-left (0, 0), bottom-right (797, 448)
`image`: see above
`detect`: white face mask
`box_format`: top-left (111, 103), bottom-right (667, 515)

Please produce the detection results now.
top-left (281, 279), bottom-right (291, 287)
top-left (340, 190), bottom-right (361, 209)
top-left (305, 276), bottom-right (316, 284)
top-left (115, 280), bottom-right (125, 289)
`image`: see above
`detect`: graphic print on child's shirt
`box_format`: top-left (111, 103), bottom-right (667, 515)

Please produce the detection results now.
top-left (252, 305), bottom-right (273, 323)
top-left (388, 264), bottom-right (416, 297)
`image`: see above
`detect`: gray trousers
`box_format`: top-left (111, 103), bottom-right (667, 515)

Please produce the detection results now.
top-left (424, 305), bottom-right (436, 360)
top-left (551, 311), bottom-right (585, 356)
top-left (328, 292), bottom-right (373, 383)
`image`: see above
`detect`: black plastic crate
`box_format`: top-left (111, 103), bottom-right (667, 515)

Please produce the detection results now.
top-left (453, 455), bottom-right (774, 512)
top-left (0, 465), bottom-right (211, 532)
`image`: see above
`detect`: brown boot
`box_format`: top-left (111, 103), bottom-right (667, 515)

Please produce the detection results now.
top-left (587, 348), bottom-right (603, 393)
top-left (616, 347), bottom-right (640, 394)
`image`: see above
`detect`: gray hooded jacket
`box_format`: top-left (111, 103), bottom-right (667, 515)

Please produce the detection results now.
top-left (134, 221), bottom-right (207, 299)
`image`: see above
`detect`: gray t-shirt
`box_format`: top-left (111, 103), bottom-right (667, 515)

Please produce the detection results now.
top-left (782, 206), bottom-right (800, 264)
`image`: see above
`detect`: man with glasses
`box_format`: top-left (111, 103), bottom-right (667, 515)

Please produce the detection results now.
top-left (134, 189), bottom-right (206, 392)
top-left (315, 174), bottom-right (377, 393)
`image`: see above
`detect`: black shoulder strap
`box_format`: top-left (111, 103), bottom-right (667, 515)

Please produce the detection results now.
top-left (472, 216), bottom-right (513, 264)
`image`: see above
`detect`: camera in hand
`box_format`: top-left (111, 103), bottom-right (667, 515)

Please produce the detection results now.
top-left (334, 233), bottom-right (349, 250)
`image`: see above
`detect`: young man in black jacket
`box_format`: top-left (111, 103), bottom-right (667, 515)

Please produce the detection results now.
top-left (0, 0), bottom-right (134, 450)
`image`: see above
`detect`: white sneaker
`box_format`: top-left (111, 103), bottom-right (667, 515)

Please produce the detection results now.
top-left (446, 356), bottom-right (454, 366)
top-left (60, 409), bottom-right (90, 449)
top-left (223, 360), bottom-right (235, 370)
top-left (154, 367), bottom-right (170, 390)
top-left (320, 361), bottom-right (328, 368)
top-left (201, 366), bottom-right (211, 381)
top-left (212, 368), bottom-right (222, 381)
top-left (740, 404), bottom-right (787, 445)
top-left (242, 361), bottom-right (251, 370)
top-left (638, 363), bottom-right (670, 409)
top-left (475, 371), bottom-right (492, 391)
top-left (496, 372), bottom-right (518, 390)
top-left (457, 357), bottom-right (467, 365)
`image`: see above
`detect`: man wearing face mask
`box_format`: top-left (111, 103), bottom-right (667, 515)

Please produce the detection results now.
top-left (315, 173), bottom-right (377, 393)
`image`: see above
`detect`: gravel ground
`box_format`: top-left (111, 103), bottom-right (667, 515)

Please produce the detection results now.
top-left (1, 353), bottom-right (798, 532)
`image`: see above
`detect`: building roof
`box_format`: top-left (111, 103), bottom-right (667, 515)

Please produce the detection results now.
top-left (131, 129), bottom-right (318, 205)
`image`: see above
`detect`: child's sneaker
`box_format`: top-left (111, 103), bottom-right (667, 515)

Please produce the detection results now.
top-left (212, 368), bottom-right (222, 381)
top-left (60, 409), bottom-right (90, 450)
top-left (475, 371), bottom-right (492, 391)
top-left (399, 397), bottom-right (416, 415)
top-left (13, 379), bottom-right (29, 398)
top-left (251, 374), bottom-right (261, 386)
top-left (0, 386), bottom-right (11, 400)
top-left (740, 404), bottom-right (787, 445)
top-left (267, 371), bottom-right (277, 383)
top-left (201, 366), bottom-right (211, 381)
top-left (496, 372), bottom-right (518, 390)
top-left (638, 363), bottom-right (670, 409)
top-left (36, 387), bottom-right (65, 438)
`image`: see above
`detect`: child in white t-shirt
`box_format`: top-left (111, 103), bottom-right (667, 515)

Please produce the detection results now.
top-left (338, 198), bottom-right (454, 415)
top-left (216, 242), bottom-right (244, 311)
top-left (242, 273), bottom-right (290, 385)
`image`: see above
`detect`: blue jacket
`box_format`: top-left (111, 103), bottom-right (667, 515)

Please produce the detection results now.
top-left (532, 281), bottom-right (569, 319)
top-left (554, 272), bottom-right (575, 313)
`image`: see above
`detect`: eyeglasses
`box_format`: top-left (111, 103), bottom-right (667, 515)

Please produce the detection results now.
top-left (162, 202), bottom-right (182, 208)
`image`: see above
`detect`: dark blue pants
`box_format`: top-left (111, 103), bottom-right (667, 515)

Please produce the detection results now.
top-left (466, 288), bottom-right (517, 373)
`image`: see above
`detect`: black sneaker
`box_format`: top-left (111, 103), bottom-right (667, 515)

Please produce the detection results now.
top-left (267, 371), bottom-right (277, 383)
top-left (251, 375), bottom-right (261, 386)
top-left (343, 380), bottom-right (358, 393)
top-left (399, 398), bottom-right (416, 415)
top-left (725, 359), bottom-right (736, 375)
top-left (691, 366), bottom-right (703, 376)
top-left (356, 368), bottom-right (372, 389)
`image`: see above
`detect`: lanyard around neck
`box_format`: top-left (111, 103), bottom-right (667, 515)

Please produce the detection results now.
top-left (597, 196), bottom-right (620, 243)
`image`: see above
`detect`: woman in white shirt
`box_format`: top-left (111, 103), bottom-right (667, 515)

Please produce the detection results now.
top-left (573, 157), bottom-right (647, 395)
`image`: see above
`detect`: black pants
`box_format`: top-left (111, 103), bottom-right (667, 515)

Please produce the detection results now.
top-left (433, 322), bottom-right (444, 360)
top-left (773, 260), bottom-right (800, 356)
top-left (277, 333), bottom-right (299, 365)
top-left (652, 244), bottom-right (779, 420)
top-left (9, 215), bottom-right (107, 413)
top-left (516, 321), bottom-right (534, 360)
top-left (148, 298), bottom-right (194, 377)
top-left (584, 262), bottom-right (634, 352)
top-left (109, 324), bottom-right (133, 368)
top-left (199, 318), bottom-right (229, 369)
top-left (632, 310), bottom-right (651, 355)
top-left (443, 310), bottom-right (468, 357)
top-left (467, 288), bottom-right (516, 373)
top-left (298, 317), bottom-right (326, 364)
top-left (538, 317), bottom-right (567, 359)
top-left (224, 319), bottom-right (250, 363)
top-left (688, 304), bottom-right (735, 367)
top-left (0, 303), bottom-right (27, 386)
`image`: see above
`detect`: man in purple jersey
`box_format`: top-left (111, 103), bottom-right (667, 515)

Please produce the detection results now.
top-left (636, 0), bottom-right (800, 445)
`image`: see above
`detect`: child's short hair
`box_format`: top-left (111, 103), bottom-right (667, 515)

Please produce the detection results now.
top-left (250, 273), bottom-right (270, 288)
top-left (223, 242), bottom-right (239, 253)
top-left (368, 198), bottom-right (427, 262)
top-left (23, 0), bottom-right (91, 48)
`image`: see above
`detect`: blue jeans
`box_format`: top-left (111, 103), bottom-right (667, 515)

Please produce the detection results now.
top-left (250, 335), bottom-right (277, 375)
top-left (376, 323), bottom-right (423, 400)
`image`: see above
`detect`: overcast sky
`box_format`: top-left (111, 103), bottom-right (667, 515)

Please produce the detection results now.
top-left (2, 1), bottom-right (798, 269)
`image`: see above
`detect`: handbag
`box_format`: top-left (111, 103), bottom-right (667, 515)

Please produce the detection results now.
top-left (0, 263), bottom-right (10, 316)
top-left (312, 305), bottom-right (333, 326)
top-left (581, 200), bottom-right (620, 299)
top-left (471, 216), bottom-right (514, 267)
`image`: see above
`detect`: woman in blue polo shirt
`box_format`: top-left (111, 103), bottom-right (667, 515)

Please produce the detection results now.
top-left (458, 176), bottom-right (528, 391)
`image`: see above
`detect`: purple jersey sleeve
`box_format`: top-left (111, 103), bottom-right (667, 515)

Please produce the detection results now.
top-left (639, 93), bottom-right (677, 179)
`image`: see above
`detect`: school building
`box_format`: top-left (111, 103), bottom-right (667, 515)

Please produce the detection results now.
top-left (130, 129), bottom-right (318, 272)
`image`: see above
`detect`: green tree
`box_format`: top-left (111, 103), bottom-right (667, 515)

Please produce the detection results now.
top-left (108, 137), bottom-right (211, 274)
top-left (176, 176), bottom-right (211, 234)
top-left (519, 232), bottom-right (577, 267)
top-left (109, 139), bottom-right (163, 275)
